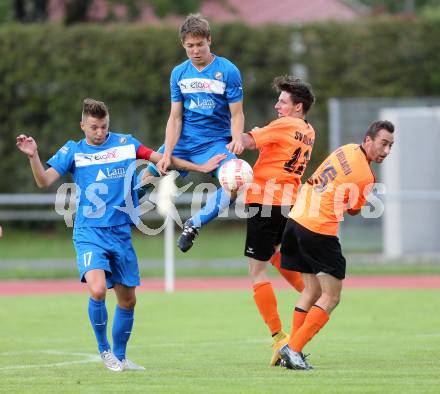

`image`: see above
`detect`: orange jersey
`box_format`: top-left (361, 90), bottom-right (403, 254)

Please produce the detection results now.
top-left (291, 144), bottom-right (375, 236)
top-left (245, 117), bottom-right (315, 206)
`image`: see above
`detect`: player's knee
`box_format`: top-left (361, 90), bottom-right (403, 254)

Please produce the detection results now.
top-left (322, 292), bottom-right (340, 310)
top-left (119, 297), bottom-right (136, 309)
top-left (331, 293), bottom-right (341, 308)
top-left (89, 285), bottom-right (107, 301)
top-left (248, 260), bottom-right (268, 281)
top-left (303, 286), bottom-right (321, 303)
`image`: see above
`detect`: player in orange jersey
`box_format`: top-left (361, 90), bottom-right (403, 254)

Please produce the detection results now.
top-left (241, 76), bottom-right (316, 366)
top-left (278, 120), bottom-right (395, 370)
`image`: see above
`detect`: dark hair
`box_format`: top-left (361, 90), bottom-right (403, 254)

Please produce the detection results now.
top-left (179, 13), bottom-right (211, 42)
top-left (364, 120), bottom-right (394, 141)
top-left (272, 75), bottom-right (315, 114)
top-left (82, 98), bottom-right (108, 120)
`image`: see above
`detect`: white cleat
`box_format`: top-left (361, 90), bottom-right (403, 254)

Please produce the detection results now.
top-left (100, 350), bottom-right (123, 372)
top-left (279, 345), bottom-right (310, 370)
top-left (121, 358), bottom-right (146, 371)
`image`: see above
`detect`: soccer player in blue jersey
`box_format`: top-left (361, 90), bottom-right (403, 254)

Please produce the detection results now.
top-left (145, 13), bottom-right (245, 252)
top-left (16, 98), bottom-right (224, 372)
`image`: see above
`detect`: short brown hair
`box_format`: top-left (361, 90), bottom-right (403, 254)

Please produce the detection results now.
top-left (272, 76), bottom-right (315, 114)
top-left (179, 13), bottom-right (211, 42)
top-left (82, 98), bottom-right (108, 120)
top-left (364, 120), bottom-right (394, 141)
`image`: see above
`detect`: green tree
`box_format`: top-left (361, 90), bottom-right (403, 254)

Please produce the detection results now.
top-left (64, 0), bottom-right (93, 24)
top-left (0, 0), bottom-right (14, 24)
top-left (148, 0), bottom-right (201, 17)
top-left (14, 0), bottom-right (48, 22)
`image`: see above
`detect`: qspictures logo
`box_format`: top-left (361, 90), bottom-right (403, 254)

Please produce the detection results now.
top-left (55, 159), bottom-right (387, 234)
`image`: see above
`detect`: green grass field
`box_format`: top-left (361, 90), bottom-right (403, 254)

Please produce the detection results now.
top-left (1, 226), bottom-right (440, 280)
top-left (0, 226), bottom-right (246, 260)
top-left (1, 289), bottom-right (440, 393)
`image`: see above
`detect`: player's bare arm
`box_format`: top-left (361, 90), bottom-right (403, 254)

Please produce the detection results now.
top-left (241, 132), bottom-right (257, 150)
top-left (226, 101), bottom-right (245, 154)
top-left (16, 134), bottom-right (60, 188)
top-left (156, 102), bottom-right (183, 174)
top-left (178, 154), bottom-right (226, 173)
top-left (149, 151), bottom-right (227, 173)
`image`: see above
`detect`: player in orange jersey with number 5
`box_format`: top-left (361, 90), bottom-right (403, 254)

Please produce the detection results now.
top-left (278, 120), bottom-right (395, 370)
top-left (241, 76), bottom-right (316, 366)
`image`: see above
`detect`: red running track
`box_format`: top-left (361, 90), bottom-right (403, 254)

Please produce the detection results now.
top-left (0, 276), bottom-right (439, 295)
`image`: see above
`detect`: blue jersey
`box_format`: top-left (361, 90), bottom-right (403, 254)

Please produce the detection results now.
top-left (170, 55), bottom-right (243, 149)
top-left (47, 132), bottom-right (141, 228)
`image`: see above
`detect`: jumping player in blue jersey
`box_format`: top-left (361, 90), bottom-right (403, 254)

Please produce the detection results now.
top-left (16, 99), bottom-right (224, 372)
top-left (145, 13), bottom-right (245, 252)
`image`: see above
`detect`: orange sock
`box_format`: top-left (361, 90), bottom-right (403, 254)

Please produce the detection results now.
top-left (292, 307), bottom-right (308, 335)
top-left (289, 305), bottom-right (329, 352)
top-left (271, 251), bottom-right (304, 293)
top-left (253, 281), bottom-right (281, 335)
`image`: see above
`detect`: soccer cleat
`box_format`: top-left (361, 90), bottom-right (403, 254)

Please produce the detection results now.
top-left (100, 350), bottom-right (123, 372)
top-left (121, 358), bottom-right (146, 371)
top-left (279, 344), bottom-right (310, 370)
top-left (270, 332), bottom-right (290, 367)
top-left (177, 220), bottom-right (199, 252)
top-left (300, 352), bottom-right (314, 370)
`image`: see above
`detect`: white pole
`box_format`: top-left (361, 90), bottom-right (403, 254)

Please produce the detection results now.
top-left (164, 214), bottom-right (175, 292)
top-left (156, 172), bottom-right (177, 293)
top-left (328, 98), bottom-right (341, 152)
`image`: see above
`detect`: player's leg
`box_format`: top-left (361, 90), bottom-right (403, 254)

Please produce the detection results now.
top-left (290, 273), bottom-right (321, 335)
top-left (112, 284), bottom-right (136, 362)
top-left (249, 258), bottom-right (283, 336)
top-left (277, 219), bottom-right (318, 369)
top-left (178, 142), bottom-right (236, 252)
top-left (249, 257), bottom-right (291, 367)
top-left (270, 250), bottom-right (304, 292)
top-left (270, 211), bottom-right (304, 292)
top-left (288, 274), bottom-right (340, 355)
top-left (281, 221), bottom-right (345, 368)
top-left (245, 204), bottom-right (290, 366)
top-left (84, 269), bottom-right (111, 352)
top-left (286, 273), bottom-right (321, 370)
top-left (73, 227), bottom-right (122, 371)
top-left (109, 224), bottom-right (144, 370)
top-left (112, 284), bottom-right (144, 370)
top-left (246, 204), bottom-right (283, 336)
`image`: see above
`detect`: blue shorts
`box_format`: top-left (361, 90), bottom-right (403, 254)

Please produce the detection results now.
top-left (73, 224), bottom-right (140, 289)
top-left (147, 139), bottom-right (236, 178)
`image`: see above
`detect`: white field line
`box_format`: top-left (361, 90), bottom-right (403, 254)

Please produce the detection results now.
top-left (0, 350), bottom-right (100, 370)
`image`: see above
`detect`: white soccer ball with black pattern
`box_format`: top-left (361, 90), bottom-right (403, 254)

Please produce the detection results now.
top-left (218, 159), bottom-right (253, 192)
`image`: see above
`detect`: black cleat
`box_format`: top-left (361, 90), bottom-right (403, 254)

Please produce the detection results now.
top-left (279, 345), bottom-right (310, 370)
top-left (177, 220), bottom-right (199, 252)
top-left (274, 358), bottom-right (286, 367)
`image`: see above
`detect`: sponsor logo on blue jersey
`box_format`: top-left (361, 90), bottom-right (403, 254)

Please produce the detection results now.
top-left (74, 145), bottom-right (135, 167)
top-left (95, 167), bottom-right (126, 181)
top-left (178, 78), bottom-right (226, 95)
top-left (188, 97), bottom-right (215, 111)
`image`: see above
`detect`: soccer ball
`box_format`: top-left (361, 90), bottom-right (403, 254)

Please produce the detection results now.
top-left (218, 159), bottom-right (253, 192)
